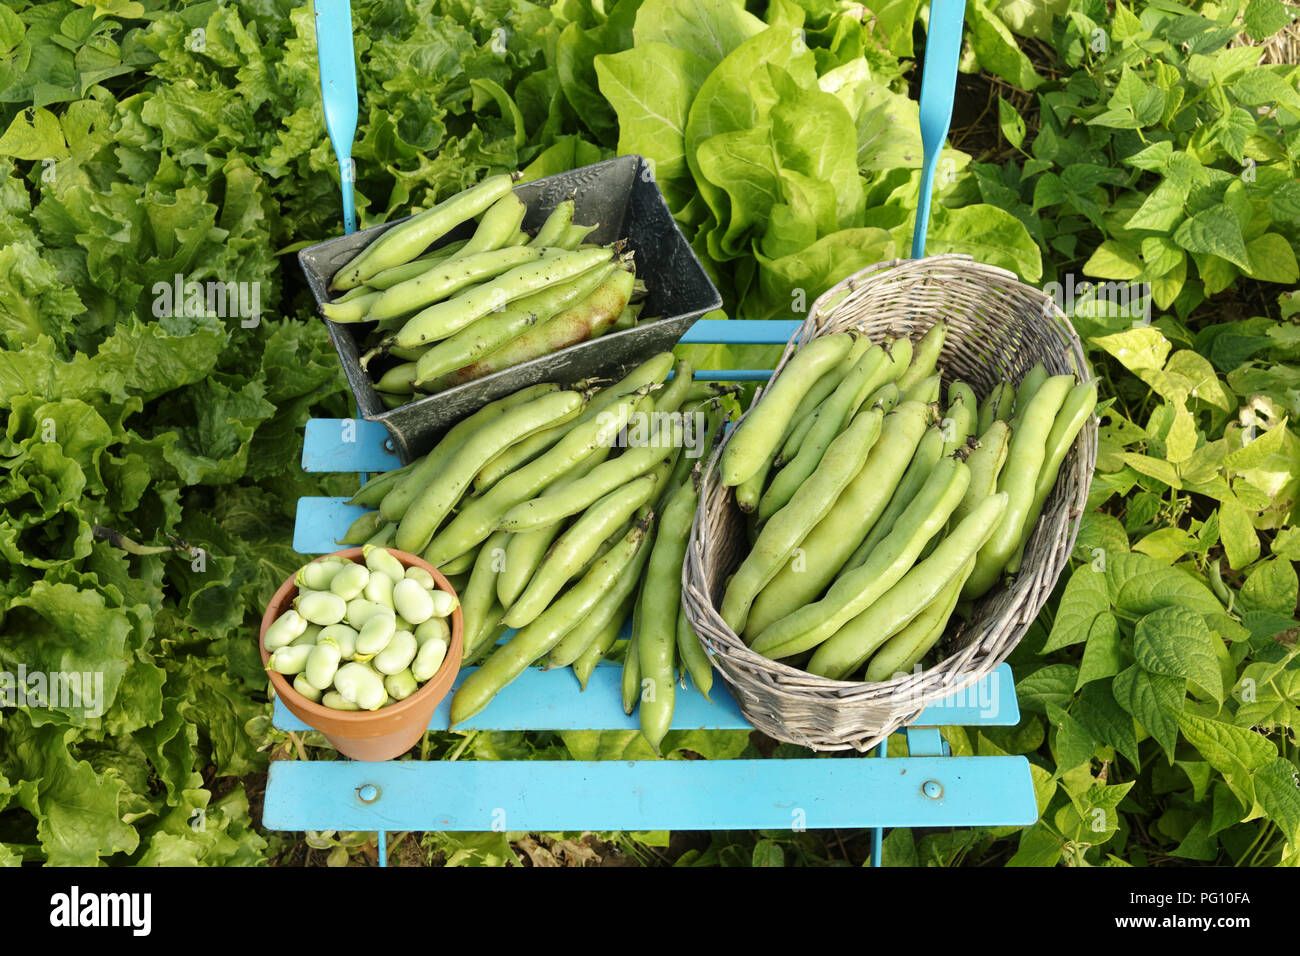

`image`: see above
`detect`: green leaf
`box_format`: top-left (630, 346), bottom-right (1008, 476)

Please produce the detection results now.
top-left (1083, 240), bottom-right (1143, 281)
top-left (1243, 233), bottom-right (1300, 284)
top-left (1175, 711), bottom-right (1275, 774)
top-left (1133, 606), bottom-right (1224, 701)
top-left (923, 203), bottom-right (1042, 282)
top-left (1007, 821), bottom-right (1063, 866)
top-left (1072, 681), bottom-right (1140, 765)
top-left (1076, 614), bottom-right (1125, 689)
top-left (1219, 496), bottom-right (1261, 569)
top-left (1017, 664), bottom-right (1080, 714)
top-left (752, 839), bottom-right (785, 866)
top-left (997, 95), bottom-right (1026, 149)
top-left (1244, 0), bottom-right (1297, 41)
top-left (1240, 558), bottom-right (1299, 617)
top-left (596, 42), bottom-right (714, 194)
top-left (1113, 664), bottom-right (1185, 759)
top-left (1043, 566), bottom-right (1110, 653)
top-left (1047, 703), bottom-right (1096, 773)
top-left (0, 107), bottom-right (68, 160)
top-left (967, 0), bottom-right (1044, 90)
top-left (1173, 204), bottom-right (1253, 272)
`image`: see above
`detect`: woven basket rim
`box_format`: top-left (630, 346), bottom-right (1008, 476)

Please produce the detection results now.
top-left (682, 254), bottom-right (1098, 751)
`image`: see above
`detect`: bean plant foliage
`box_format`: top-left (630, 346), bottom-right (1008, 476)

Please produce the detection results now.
top-left (0, 0), bottom-right (1297, 867)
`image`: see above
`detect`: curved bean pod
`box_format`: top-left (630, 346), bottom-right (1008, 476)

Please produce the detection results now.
top-left (720, 408), bottom-right (884, 634)
top-left (962, 374), bottom-right (1074, 600)
top-left (977, 381), bottom-right (1016, 433)
top-left (528, 200), bottom-right (575, 248)
top-left (504, 474), bottom-right (658, 628)
top-left (951, 420), bottom-right (1011, 526)
top-left (843, 422), bottom-right (945, 571)
top-left (895, 321), bottom-right (947, 393)
top-left (1005, 378), bottom-right (1097, 574)
top-left (749, 457), bottom-right (970, 659)
top-left (331, 174), bottom-right (516, 290)
top-left (806, 493), bottom-right (1009, 680)
top-left (453, 193), bottom-right (527, 259)
top-left (941, 382), bottom-right (977, 457)
top-left (395, 389), bottom-right (584, 553)
top-left (413, 262), bottom-right (617, 385)
top-left (720, 333), bottom-right (856, 487)
top-left (379, 382), bottom-right (560, 521)
top-left (742, 401), bottom-right (931, 640)
top-left (861, 558), bottom-right (970, 682)
top-left (449, 519), bottom-right (651, 725)
top-left (758, 346), bottom-right (891, 521)
top-left (394, 247), bottom-right (614, 348)
top-left (422, 266), bottom-right (634, 390)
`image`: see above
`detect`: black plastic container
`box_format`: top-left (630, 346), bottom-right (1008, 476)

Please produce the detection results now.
top-left (297, 155), bottom-right (722, 460)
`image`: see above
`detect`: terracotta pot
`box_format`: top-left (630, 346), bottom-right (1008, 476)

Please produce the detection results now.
top-left (259, 547), bottom-right (463, 761)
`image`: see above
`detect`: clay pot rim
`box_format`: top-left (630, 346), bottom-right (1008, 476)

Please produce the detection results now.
top-left (258, 546), bottom-right (463, 724)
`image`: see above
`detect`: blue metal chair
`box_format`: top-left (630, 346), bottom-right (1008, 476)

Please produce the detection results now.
top-left (262, 0), bottom-right (1036, 867)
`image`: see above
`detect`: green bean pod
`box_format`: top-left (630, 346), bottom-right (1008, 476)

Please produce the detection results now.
top-left (977, 381), bottom-right (1016, 433)
top-left (757, 346), bottom-right (892, 521)
top-left (395, 389), bottom-right (584, 553)
top-left (549, 530), bottom-right (650, 669)
top-left (634, 476), bottom-right (697, 749)
top-left (367, 246), bottom-right (548, 322)
top-left (413, 263), bottom-right (617, 385)
top-left (862, 558), bottom-right (970, 682)
top-left (331, 174), bottom-right (516, 290)
top-left (941, 382), bottom-right (977, 457)
top-left (720, 333), bottom-right (856, 487)
top-left (902, 371), bottom-right (941, 405)
top-left (454, 193), bottom-right (527, 259)
top-left (558, 221), bottom-right (598, 249)
top-left (749, 456), bottom-right (970, 659)
top-left (364, 241), bottom-right (468, 290)
top-left (374, 362), bottom-right (418, 394)
top-left (951, 420), bottom-right (1011, 526)
top-left (843, 422), bottom-right (945, 571)
top-left (365, 522), bottom-right (397, 547)
top-left (1011, 363), bottom-right (1048, 424)
top-left (1005, 378), bottom-right (1097, 574)
top-left (895, 321), bottom-right (947, 393)
top-left (450, 518), bottom-right (651, 725)
top-left (808, 494), bottom-right (1007, 680)
top-left (528, 200), bottom-right (575, 248)
top-left (572, 603), bottom-right (631, 691)
top-left (676, 604), bottom-right (713, 700)
top-left (864, 381), bottom-right (901, 413)
top-left (497, 431), bottom-right (677, 532)
top-left (773, 338), bottom-right (870, 465)
top-left (459, 531), bottom-right (507, 656)
top-left (423, 265), bottom-right (635, 390)
top-left (379, 382), bottom-right (560, 521)
top-left (504, 474), bottom-right (658, 628)
top-left (394, 248), bottom-right (615, 348)
top-left (338, 509), bottom-right (386, 546)
top-left (742, 401), bottom-right (932, 640)
top-left (425, 402), bottom-right (631, 566)
top-left (720, 407), bottom-right (884, 634)
top-left (621, 631), bottom-right (641, 716)
top-left (435, 547), bottom-right (477, 577)
top-left (320, 290), bottom-right (383, 323)
top-left (963, 374), bottom-right (1074, 600)
top-left (345, 461), bottom-right (418, 509)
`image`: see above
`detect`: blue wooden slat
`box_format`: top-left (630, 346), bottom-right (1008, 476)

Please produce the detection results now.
top-left (905, 728), bottom-right (945, 757)
top-left (302, 418), bottom-right (401, 473)
top-left (271, 663), bottom-right (1022, 732)
top-left (262, 755), bottom-right (1037, 831)
top-left (293, 497), bottom-right (368, 555)
top-left (679, 319), bottom-right (800, 344)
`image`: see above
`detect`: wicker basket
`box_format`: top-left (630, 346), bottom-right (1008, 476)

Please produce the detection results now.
top-left (682, 254), bottom-right (1098, 752)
